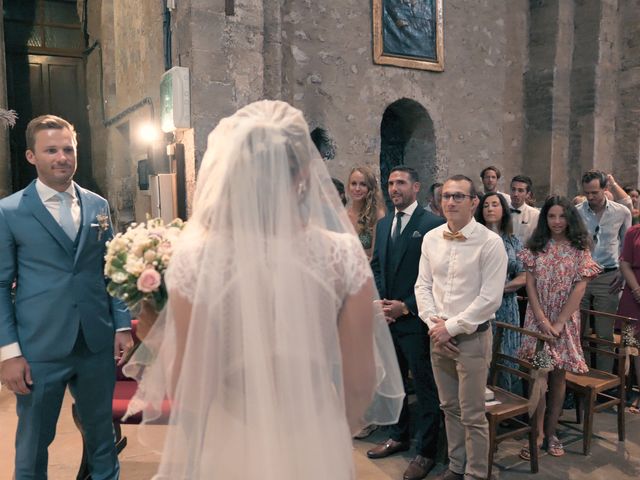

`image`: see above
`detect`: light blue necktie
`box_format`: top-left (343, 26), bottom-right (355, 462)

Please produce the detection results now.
top-left (56, 192), bottom-right (77, 240)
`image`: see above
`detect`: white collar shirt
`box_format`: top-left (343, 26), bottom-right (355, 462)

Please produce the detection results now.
top-left (391, 200), bottom-right (418, 235)
top-left (575, 199), bottom-right (631, 269)
top-left (415, 218), bottom-right (508, 337)
top-left (35, 179), bottom-right (82, 232)
top-left (510, 203), bottom-right (539, 245)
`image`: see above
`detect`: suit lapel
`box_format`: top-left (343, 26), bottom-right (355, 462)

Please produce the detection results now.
top-left (23, 181), bottom-right (74, 257)
top-left (377, 213), bottom-right (393, 270)
top-left (391, 207), bottom-right (425, 275)
top-left (74, 184), bottom-right (93, 264)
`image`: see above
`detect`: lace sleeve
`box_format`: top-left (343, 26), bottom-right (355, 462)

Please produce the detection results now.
top-left (342, 233), bottom-right (373, 296)
top-left (165, 239), bottom-right (201, 302)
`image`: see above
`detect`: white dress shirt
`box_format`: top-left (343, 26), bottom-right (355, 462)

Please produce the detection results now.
top-left (391, 200), bottom-right (419, 235)
top-left (510, 203), bottom-right (540, 245)
top-left (0, 181), bottom-right (83, 362)
top-left (415, 218), bottom-right (508, 337)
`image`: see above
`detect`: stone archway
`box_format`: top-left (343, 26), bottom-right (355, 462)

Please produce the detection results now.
top-left (379, 98), bottom-right (437, 209)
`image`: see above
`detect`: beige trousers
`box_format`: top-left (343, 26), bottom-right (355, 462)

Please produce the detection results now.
top-left (431, 329), bottom-right (492, 480)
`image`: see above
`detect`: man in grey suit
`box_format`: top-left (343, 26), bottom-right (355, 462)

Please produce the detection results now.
top-left (0, 115), bottom-right (131, 479)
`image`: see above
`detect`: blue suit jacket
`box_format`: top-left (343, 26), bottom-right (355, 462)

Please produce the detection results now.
top-left (0, 181), bottom-right (130, 362)
top-left (371, 206), bottom-right (445, 335)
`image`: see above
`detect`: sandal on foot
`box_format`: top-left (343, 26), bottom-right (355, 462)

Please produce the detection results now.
top-left (629, 405), bottom-right (640, 415)
top-left (547, 437), bottom-right (565, 457)
top-left (519, 443), bottom-right (542, 461)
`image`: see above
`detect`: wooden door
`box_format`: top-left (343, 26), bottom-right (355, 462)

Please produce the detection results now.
top-left (6, 54), bottom-right (93, 192)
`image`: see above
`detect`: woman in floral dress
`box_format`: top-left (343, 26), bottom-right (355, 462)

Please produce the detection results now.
top-left (518, 196), bottom-right (600, 459)
top-left (475, 192), bottom-right (526, 394)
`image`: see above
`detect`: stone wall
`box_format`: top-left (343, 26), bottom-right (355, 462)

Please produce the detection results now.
top-left (279, 0), bottom-right (529, 199)
top-left (615, 0), bottom-right (640, 189)
top-left (84, 0), bottom-right (166, 228)
top-left (77, 0), bottom-right (640, 222)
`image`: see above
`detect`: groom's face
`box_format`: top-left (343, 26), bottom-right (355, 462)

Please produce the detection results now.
top-left (26, 127), bottom-right (77, 191)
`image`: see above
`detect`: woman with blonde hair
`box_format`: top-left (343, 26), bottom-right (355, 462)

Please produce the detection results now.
top-left (346, 166), bottom-right (386, 258)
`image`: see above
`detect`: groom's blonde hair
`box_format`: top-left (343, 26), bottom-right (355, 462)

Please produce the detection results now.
top-left (26, 114), bottom-right (77, 151)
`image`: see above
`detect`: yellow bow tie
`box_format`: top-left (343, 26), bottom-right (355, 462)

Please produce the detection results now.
top-left (443, 230), bottom-right (466, 241)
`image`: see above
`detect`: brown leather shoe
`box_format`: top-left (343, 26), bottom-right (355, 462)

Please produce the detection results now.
top-left (433, 468), bottom-right (464, 480)
top-left (366, 438), bottom-right (410, 459)
top-left (403, 455), bottom-right (436, 480)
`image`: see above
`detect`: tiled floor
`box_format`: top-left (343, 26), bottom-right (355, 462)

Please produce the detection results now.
top-left (1, 387), bottom-right (640, 479)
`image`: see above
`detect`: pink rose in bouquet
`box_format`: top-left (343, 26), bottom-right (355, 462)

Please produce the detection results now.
top-left (137, 268), bottom-right (162, 293)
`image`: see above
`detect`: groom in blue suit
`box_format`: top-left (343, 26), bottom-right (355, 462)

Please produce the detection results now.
top-left (0, 115), bottom-right (131, 479)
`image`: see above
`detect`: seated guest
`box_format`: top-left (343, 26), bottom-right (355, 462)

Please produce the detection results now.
top-left (509, 175), bottom-right (540, 245)
top-left (475, 192), bottom-right (526, 394)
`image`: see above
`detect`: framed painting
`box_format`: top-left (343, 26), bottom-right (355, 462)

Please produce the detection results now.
top-left (373, 0), bottom-right (444, 71)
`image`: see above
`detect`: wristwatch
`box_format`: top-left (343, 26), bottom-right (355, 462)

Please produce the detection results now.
top-left (401, 303), bottom-right (410, 316)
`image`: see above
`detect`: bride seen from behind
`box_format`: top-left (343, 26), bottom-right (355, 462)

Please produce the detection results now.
top-left (124, 100), bottom-right (403, 479)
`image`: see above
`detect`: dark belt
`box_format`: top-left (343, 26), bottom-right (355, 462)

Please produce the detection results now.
top-left (475, 321), bottom-right (490, 332)
top-left (601, 267), bottom-right (618, 274)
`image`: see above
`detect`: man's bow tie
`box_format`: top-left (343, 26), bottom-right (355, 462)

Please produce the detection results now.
top-left (443, 230), bottom-right (466, 241)
top-left (510, 208), bottom-right (522, 214)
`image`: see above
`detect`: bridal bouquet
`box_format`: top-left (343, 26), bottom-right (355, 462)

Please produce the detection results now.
top-left (105, 217), bottom-right (185, 313)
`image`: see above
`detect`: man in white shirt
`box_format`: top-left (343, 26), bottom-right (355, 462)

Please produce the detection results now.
top-left (480, 165), bottom-right (511, 206)
top-left (509, 175), bottom-right (540, 245)
top-left (415, 174), bottom-right (507, 480)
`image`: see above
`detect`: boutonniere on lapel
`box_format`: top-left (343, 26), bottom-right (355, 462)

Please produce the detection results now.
top-left (91, 212), bottom-right (110, 241)
top-left (411, 230), bottom-right (422, 238)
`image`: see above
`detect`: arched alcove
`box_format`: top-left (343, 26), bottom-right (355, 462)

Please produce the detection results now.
top-left (379, 99), bottom-right (437, 209)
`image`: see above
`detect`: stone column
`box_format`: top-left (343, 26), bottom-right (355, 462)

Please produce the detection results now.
top-left (614, 0), bottom-right (640, 186)
top-left (523, 0), bottom-right (560, 200)
top-left (592, 0), bottom-right (620, 174)
top-left (549, 0), bottom-right (575, 196)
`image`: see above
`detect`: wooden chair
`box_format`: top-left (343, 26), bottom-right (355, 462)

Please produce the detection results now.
top-left (566, 308), bottom-right (637, 455)
top-left (486, 321), bottom-right (552, 479)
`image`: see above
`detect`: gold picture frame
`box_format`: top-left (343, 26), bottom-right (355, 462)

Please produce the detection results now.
top-left (373, 0), bottom-right (444, 72)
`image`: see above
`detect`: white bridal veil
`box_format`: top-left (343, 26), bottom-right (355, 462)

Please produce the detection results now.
top-left (123, 100), bottom-right (404, 479)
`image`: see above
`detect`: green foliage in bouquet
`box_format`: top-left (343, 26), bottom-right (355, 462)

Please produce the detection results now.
top-left (105, 217), bottom-right (185, 312)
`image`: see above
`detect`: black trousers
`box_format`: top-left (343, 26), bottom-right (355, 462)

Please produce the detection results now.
top-left (389, 330), bottom-right (441, 458)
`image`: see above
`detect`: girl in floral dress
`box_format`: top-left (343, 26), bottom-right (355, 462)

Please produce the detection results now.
top-left (518, 196), bottom-right (600, 459)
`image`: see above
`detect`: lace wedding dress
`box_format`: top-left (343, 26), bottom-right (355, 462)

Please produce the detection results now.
top-left (123, 100), bottom-right (403, 479)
